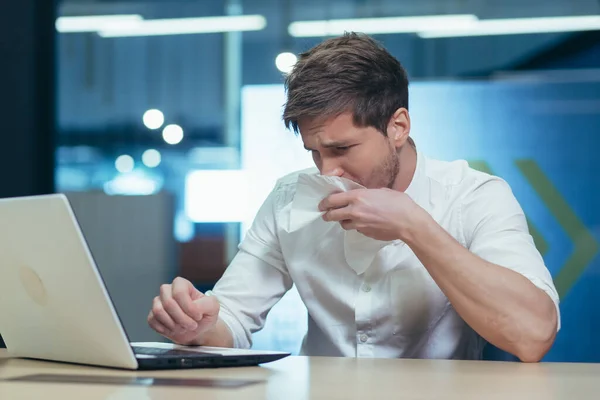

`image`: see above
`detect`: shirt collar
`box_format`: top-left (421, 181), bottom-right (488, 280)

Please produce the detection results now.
top-left (403, 150), bottom-right (427, 207)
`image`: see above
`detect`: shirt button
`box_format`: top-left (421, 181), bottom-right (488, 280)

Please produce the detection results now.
top-left (359, 334), bottom-right (368, 343)
top-left (362, 284), bottom-right (371, 292)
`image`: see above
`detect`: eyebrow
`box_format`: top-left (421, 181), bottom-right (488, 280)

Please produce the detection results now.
top-left (304, 141), bottom-right (351, 150)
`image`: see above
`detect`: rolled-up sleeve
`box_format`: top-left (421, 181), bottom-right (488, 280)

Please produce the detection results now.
top-left (209, 182), bottom-right (293, 348)
top-left (460, 177), bottom-right (561, 330)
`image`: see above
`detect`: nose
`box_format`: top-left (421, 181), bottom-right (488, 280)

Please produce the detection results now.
top-left (321, 159), bottom-right (343, 177)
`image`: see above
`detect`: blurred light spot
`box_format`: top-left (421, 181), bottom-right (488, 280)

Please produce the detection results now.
top-left (103, 171), bottom-right (161, 196)
top-left (275, 52), bottom-right (297, 74)
top-left (162, 124), bottom-right (184, 145)
top-left (143, 109), bottom-right (164, 130)
top-left (142, 149), bottom-right (162, 168)
top-left (55, 167), bottom-right (90, 191)
top-left (174, 212), bottom-right (194, 242)
top-left (185, 170), bottom-right (248, 222)
top-left (187, 146), bottom-right (239, 168)
top-left (115, 154), bottom-right (134, 173)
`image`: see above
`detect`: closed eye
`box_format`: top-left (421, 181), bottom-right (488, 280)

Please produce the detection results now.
top-left (304, 144), bottom-right (355, 153)
top-left (333, 144), bottom-right (357, 154)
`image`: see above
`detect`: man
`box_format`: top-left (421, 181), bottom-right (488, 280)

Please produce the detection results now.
top-left (148, 33), bottom-right (559, 362)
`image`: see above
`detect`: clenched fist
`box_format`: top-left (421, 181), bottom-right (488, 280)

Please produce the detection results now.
top-left (147, 277), bottom-right (220, 345)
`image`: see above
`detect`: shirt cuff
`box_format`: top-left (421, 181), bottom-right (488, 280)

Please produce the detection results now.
top-left (513, 273), bottom-right (561, 332)
top-left (205, 290), bottom-right (252, 349)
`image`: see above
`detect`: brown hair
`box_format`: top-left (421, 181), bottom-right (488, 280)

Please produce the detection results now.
top-left (283, 32), bottom-right (409, 136)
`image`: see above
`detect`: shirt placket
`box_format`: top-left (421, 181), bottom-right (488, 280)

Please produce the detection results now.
top-left (355, 275), bottom-right (374, 358)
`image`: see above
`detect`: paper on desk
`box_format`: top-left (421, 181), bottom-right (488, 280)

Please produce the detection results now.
top-left (286, 173), bottom-right (392, 275)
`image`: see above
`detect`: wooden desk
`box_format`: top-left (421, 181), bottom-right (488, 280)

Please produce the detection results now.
top-left (1, 350), bottom-right (599, 399)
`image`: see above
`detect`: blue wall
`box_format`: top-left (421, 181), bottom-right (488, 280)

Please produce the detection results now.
top-left (410, 78), bottom-right (600, 362)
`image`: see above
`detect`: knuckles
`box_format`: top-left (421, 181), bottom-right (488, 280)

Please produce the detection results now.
top-left (172, 276), bottom-right (187, 286)
top-left (159, 284), bottom-right (171, 295)
top-left (161, 297), bottom-right (177, 312)
top-left (172, 291), bottom-right (187, 304)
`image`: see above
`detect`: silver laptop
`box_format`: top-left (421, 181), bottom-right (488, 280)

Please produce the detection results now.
top-left (0, 194), bottom-right (289, 370)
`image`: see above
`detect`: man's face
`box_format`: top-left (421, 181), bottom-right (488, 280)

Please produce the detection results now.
top-left (298, 112), bottom-right (400, 189)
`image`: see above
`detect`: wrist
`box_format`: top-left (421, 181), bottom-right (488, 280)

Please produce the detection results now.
top-left (185, 321), bottom-right (217, 346)
top-left (398, 205), bottom-right (433, 245)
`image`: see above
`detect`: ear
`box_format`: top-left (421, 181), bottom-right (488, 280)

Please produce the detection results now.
top-left (386, 108), bottom-right (411, 149)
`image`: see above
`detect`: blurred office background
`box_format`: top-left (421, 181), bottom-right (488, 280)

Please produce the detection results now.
top-left (1, 0), bottom-right (599, 362)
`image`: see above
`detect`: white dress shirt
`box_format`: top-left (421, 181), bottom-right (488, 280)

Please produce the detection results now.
top-left (210, 152), bottom-right (560, 359)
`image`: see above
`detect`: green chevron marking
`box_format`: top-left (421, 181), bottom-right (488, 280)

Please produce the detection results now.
top-left (468, 160), bottom-right (549, 256)
top-left (468, 160), bottom-right (494, 175)
top-left (516, 160), bottom-right (599, 298)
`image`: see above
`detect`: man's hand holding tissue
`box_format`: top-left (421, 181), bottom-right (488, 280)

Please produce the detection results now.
top-left (320, 186), bottom-right (557, 362)
top-left (148, 277), bottom-right (234, 348)
top-left (319, 187), bottom-right (423, 241)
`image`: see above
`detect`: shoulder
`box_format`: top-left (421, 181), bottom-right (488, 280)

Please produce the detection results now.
top-left (424, 156), bottom-right (513, 202)
top-left (425, 156), bottom-right (526, 239)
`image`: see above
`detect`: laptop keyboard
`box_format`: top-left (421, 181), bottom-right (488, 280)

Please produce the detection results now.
top-left (132, 346), bottom-right (212, 357)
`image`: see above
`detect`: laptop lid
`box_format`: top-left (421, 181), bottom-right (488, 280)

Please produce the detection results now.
top-left (0, 194), bottom-right (139, 369)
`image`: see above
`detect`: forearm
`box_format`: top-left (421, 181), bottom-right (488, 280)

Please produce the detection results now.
top-left (186, 319), bottom-right (234, 348)
top-left (403, 212), bottom-right (557, 362)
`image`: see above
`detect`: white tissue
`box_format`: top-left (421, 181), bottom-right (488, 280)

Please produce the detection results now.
top-left (286, 173), bottom-right (392, 275)
top-left (288, 174), bottom-right (363, 232)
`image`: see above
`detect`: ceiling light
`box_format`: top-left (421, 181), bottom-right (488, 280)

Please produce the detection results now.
top-left (56, 14), bottom-right (143, 33)
top-left (419, 15), bottom-right (600, 38)
top-left (288, 14), bottom-right (478, 37)
top-left (99, 15), bottom-right (266, 37)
